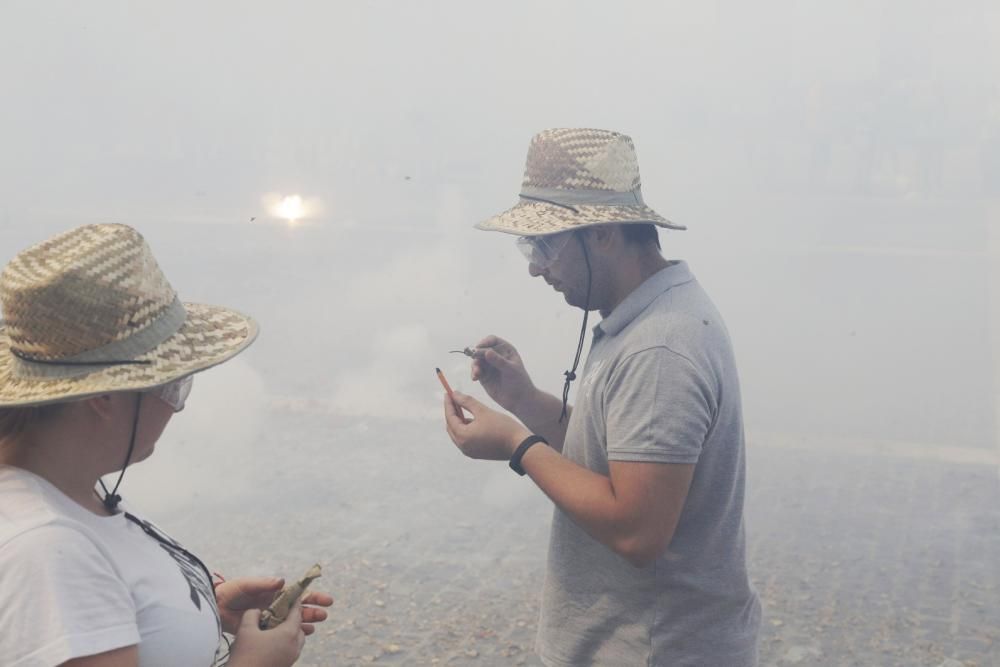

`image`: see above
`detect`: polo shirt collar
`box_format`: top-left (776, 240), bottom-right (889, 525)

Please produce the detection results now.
top-left (595, 261), bottom-right (694, 338)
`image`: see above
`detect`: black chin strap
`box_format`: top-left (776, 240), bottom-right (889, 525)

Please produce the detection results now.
top-left (560, 234), bottom-right (592, 423)
top-left (99, 393), bottom-right (142, 511)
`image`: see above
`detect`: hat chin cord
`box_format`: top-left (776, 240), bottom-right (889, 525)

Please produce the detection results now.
top-left (560, 233), bottom-right (592, 423)
top-left (99, 393), bottom-right (142, 512)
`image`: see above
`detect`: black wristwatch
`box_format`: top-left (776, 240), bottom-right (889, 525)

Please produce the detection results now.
top-left (509, 435), bottom-right (548, 476)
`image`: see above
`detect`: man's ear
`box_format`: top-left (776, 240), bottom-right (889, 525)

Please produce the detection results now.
top-left (82, 394), bottom-right (116, 421)
top-left (586, 225), bottom-right (617, 249)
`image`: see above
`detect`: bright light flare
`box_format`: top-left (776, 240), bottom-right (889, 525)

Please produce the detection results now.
top-left (260, 192), bottom-right (323, 227)
top-left (274, 195), bottom-right (305, 224)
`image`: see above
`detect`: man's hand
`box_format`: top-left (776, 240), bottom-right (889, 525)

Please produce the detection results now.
top-left (470, 335), bottom-right (537, 415)
top-left (215, 577), bottom-right (333, 635)
top-left (444, 391), bottom-right (532, 460)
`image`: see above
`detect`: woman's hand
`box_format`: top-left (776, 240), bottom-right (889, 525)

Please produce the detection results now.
top-left (215, 576), bottom-right (333, 635)
top-left (227, 602), bottom-right (305, 667)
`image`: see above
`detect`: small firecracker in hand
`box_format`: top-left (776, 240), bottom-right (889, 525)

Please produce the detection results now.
top-left (259, 564), bottom-right (323, 630)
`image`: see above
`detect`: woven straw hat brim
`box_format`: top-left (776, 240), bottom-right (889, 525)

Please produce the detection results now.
top-left (0, 302), bottom-right (258, 408)
top-left (476, 200), bottom-right (687, 236)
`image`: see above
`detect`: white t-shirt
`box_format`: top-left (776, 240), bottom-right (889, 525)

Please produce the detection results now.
top-left (0, 465), bottom-right (222, 667)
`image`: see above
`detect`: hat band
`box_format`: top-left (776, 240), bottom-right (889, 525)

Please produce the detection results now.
top-left (10, 297), bottom-right (187, 380)
top-left (519, 185), bottom-right (646, 208)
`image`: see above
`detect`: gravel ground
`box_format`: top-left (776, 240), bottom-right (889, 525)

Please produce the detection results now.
top-left (156, 410), bottom-right (1000, 667)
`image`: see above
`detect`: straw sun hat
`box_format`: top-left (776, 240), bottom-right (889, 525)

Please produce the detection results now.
top-left (0, 224), bottom-right (258, 408)
top-left (477, 127), bottom-right (687, 236)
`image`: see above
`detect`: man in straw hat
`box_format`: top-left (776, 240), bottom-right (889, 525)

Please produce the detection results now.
top-left (443, 129), bottom-right (761, 666)
top-left (0, 224), bottom-right (331, 666)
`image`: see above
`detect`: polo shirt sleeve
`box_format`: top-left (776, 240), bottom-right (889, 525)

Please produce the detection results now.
top-left (604, 346), bottom-right (716, 464)
top-left (0, 523), bottom-right (139, 667)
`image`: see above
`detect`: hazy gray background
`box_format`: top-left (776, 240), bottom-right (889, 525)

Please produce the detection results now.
top-left (1, 3), bottom-right (999, 663)
top-left (3, 0), bottom-right (999, 453)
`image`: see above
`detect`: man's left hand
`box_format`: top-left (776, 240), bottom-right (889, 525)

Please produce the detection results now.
top-left (444, 391), bottom-right (532, 460)
top-left (215, 576), bottom-right (333, 635)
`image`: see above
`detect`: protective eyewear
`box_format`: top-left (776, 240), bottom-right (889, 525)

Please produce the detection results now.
top-left (149, 375), bottom-right (193, 412)
top-left (515, 231), bottom-right (573, 269)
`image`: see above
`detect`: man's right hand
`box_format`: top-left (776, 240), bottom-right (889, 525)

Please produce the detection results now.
top-left (470, 335), bottom-right (537, 415)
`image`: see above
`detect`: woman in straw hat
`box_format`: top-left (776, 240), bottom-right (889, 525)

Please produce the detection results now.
top-left (0, 224), bottom-right (332, 667)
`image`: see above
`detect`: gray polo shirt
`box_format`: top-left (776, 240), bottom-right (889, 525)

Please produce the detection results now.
top-left (537, 261), bottom-right (761, 667)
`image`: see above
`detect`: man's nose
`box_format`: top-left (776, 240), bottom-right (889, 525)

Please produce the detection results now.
top-left (528, 262), bottom-right (545, 278)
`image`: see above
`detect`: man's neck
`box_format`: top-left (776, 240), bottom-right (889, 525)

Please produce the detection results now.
top-left (599, 251), bottom-right (671, 318)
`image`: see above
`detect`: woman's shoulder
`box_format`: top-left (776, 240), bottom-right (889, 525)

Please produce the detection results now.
top-left (0, 521), bottom-right (134, 620)
top-left (1, 519), bottom-right (96, 560)
top-left (0, 517), bottom-right (134, 609)
top-left (0, 509), bottom-right (139, 667)
top-left (1, 466), bottom-right (66, 535)
top-left (0, 466), bottom-right (108, 555)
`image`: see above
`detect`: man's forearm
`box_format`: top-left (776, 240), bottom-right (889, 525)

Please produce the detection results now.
top-left (512, 388), bottom-right (570, 452)
top-left (516, 443), bottom-right (649, 564)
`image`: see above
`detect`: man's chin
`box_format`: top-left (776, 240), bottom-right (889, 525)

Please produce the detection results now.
top-left (549, 285), bottom-right (581, 308)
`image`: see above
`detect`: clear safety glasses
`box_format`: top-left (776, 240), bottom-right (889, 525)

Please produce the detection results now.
top-left (149, 375), bottom-right (193, 412)
top-left (515, 231), bottom-right (574, 269)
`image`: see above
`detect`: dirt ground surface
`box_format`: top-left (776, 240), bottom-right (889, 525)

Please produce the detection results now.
top-left (159, 411), bottom-right (999, 667)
